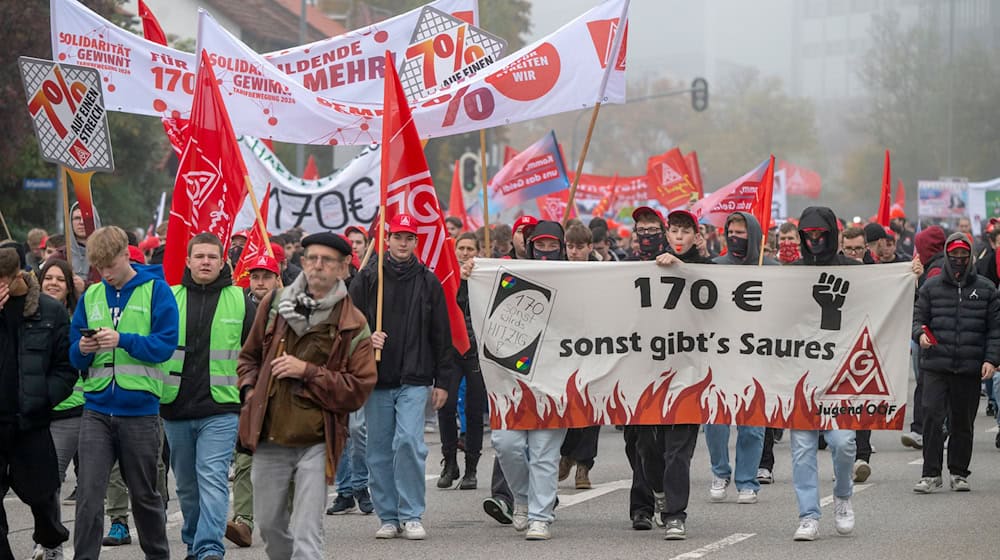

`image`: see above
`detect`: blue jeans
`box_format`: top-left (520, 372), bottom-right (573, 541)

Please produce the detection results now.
top-left (492, 428), bottom-right (567, 522)
top-left (163, 414), bottom-right (238, 560)
top-left (703, 424), bottom-right (765, 491)
top-left (790, 429), bottom-right (855, 520)
top-left (335, 408), bottom-right (368, 495)
top-left (365, 385), bottom-right (430, 525)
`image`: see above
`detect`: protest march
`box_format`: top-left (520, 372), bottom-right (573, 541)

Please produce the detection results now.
top-left (3, 0), bottom-right (1000, 558)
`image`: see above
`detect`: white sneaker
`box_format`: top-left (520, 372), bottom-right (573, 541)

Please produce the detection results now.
top-left (525, 520), bottom-right (551, 540)
top-left (375, 523), bottom-right (401, 539)
top-left (402, 520), bottom-right (426, 540)
top-left (27, 544), bottom-right (43, 560)
top-left (709, 477), bottom-right (729, 502)
top-left (41, 547), bottom-right (63, 560)
top-left (737, 489), bottom-right (758, 504)
top-left (512, 503), bottom-right (529, 532)
top-left (900, 432), bottom-right (923, 449)
top-left (833, 497), bottom-right (854, 535)
top-left (793, 518), bottom-right (819, 541)
top-left (852, 459), bottom-right (871, 483)
top-left (756, 468), bottom-right (773, 484)
top-left (913, 476), bottom-right (943, 493)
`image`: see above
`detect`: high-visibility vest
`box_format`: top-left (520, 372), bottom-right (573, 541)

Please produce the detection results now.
top-left (53, 378), bottom-right (84, 411)
top-left (82, 280), bottom-right (166, 397)
top-left (160, 285), bottom-right (244, 405)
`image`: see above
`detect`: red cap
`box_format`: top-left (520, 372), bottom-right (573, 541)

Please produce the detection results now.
top-left (946, 238), bottom-right (971, 253)
top-left (345, 225), bottom-right (368, 239)
top-left (138, 236), bottom-right (160, 252)
top-left (389, 214), bottom-right (419, 236)
top-left (890, 205), bottom-right (906, 220)
top-left (269, 242), bottom-right (286, 263)
top-left (231, 230), bottom-right (249, 240)
top-left (249, 254), bottom-right (280, 275)
top-left (632, 206), bottom-right (664, 224)
top-left (884, 226), bottom-right (896, 238)
top-left (512, 215), bottom-right (539, 235)
top-left (667, 209), bottom-right (698, 228)
top-left (127, 246), bottom-right (146, 264)
top-left (39, 236), bottom-right (49, 249)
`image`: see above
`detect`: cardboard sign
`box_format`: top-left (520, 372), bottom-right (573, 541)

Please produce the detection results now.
top-left (19, 57), bottom-right (114, 172)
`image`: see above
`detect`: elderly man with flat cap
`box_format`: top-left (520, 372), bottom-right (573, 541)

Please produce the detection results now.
top-left (237, 231), bottom-right (377, 559)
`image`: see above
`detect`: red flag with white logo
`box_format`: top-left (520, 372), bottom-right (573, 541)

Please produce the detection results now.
top-left (232, 183), bottom-right (272, 288)
top-left (647, 148), bottom-right (698, 210)
top-left (379, 51), bottom-right (471, 355)
top-left (162, 51), bottom-right (251, 285)
top-left (691, 157), bottom-right (773, 229)
top-left (778, 160), bottom-right (822, 199)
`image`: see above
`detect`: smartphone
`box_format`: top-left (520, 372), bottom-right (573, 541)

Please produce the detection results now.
top-left (79, 327), bottom-right (98, 338)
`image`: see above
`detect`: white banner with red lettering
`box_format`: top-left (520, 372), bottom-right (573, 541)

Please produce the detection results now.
top-left (469, 260), bottom-right (915, 431)
top-left (195, 0), bottom-right (628, 144)
top-left (50, 0), bottom-right (476, 118)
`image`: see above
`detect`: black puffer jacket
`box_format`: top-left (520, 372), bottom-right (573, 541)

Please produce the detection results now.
top-left (2, 273), bottom-right (76, 429)
top-left (913, 233), bottom-right (1000, 376)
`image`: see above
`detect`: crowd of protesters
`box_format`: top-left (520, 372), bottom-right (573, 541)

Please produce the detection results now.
top-left (2, 196), bottom-right (998, 559)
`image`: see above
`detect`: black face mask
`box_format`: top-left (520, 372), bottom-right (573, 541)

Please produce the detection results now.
top-left (727, 236), bottom-right (749, 259)
top-left (638, 232), bottom-right (665, 255)
top-left (533, 249), bottom-right (562, 261)
top-left (805, 235), bottom-right (827, 256)
top-left (948, 255), bottom-right (969, 278)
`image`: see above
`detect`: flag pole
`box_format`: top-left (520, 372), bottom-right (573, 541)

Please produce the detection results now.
top-left (375, 203), bottom-right (386, 362)
top-left (0, 207), bottom-right (11, 240)
top-left (59, 165), bottom-right (73, 266)
top-left (562, 0), bottom-right (629, 226)
top-left (358, 236), bottom-right (375, 270)
top-left (243, 176), bottom-right (274, 259)
top-left (480, 129), bottom-right (490, 253)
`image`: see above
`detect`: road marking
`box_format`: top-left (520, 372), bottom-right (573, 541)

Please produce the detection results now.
top-left (557, 479), bottom-right (631, 508)
top-left (668, 532), bottom-right (757, 560)
top-left (819, 482), bottom-right (871, 507)
top-left (987, 426), bottom-right (998, 434)
top-left (909, 458), bottom-right (923, 465)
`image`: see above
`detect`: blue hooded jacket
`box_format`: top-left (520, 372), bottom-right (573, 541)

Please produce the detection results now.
top-left (70, 264), bottom-right (179, 416)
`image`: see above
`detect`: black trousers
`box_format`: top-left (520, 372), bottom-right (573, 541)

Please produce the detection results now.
top-left (759, 428), bottom-right (777, 471)
top-left (438, 354), bottom-right (487, 460)
top-left (490, 456), bottom-right (512, 507)
top-left (855, 430), bottom-right (872, 462)
top-left (560, 426), bottom-right (600, 469)
top-left (921, 371), bottom-right (980, 478)
top-left (626, 424), bottom-right (698, 522)
top-left (910, 348), bottom-right (926, 434)
top-left (0, 425), bottom-right (69, 558)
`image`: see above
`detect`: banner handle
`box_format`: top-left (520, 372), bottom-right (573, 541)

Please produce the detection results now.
top-left (65, 169), bottom-right (97, 236)
top-left (0, 205), bottom-right (11, 240)
top-left (375, 203), bottom-right (386, 362)
top-left (480, 129), bottom-right (490, 253)
top-left (243, 176), bottom-right (280, 287)
top-left (59, 165), bottom-right (72, 267)
top-left (562, 102), bottom-right (603, 226)
top-left (358, 236), bottom-right (376, 270)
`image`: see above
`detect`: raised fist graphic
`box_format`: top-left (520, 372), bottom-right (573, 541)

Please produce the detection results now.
top-left (813, 272), bottom-right (849, 330)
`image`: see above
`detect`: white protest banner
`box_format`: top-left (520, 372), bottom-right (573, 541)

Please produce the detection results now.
top-left (18, 57), bottom-right (113, 172)
top-left (469, 260), bottom-right (915, 431)
top-left (233, 137), bottom-right (380, 233)
top-left (51, 0), bottom-right (476, 118)
top-left (918, 179), bottom-right (969, 221)
top-left (196, 0), bottom-right (629, 144)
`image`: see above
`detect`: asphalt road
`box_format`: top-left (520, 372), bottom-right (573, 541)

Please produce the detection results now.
top-left (6, 388), bottom-right (1000, 560)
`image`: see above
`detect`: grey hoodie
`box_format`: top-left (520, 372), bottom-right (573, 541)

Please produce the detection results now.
top-left (712, 212), bottom-right (779, 266)
top-left (68, 201), bottom-right (101, 278)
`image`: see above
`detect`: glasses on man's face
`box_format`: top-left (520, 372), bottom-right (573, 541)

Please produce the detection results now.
top-left (843, 246), bottom-right (866, 255)
top-left (635, 227), bottom-right (662, 235)
top-left (302, 254), bottom-right (341, 267)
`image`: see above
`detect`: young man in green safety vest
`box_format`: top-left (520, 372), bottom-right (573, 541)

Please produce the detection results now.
top-left (69, 225), bottom-right (178, 560)
top-left (161, 232), bottom-right (253, 560)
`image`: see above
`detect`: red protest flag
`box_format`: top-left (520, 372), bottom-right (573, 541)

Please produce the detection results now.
top-left (379, 51), bottom-right (471, 355)
top-left (691, 157), bottom-right (773, 229)
top-left (302, 154), bottom-right (319, 180)
top-left (753, 155), bottom-right (776, 236)
top-left (503, 146), bottom-right (519, 165)
top-left (647, 148), bottom-right (698, 210)
top-left (592, 174), bottom-right (619, 217)
top-left (779, 160), bottom-right (822, 199)
top-left (895, 178), bottom-right (905, 208)
top-left (163, 51), bottom-right (251, 285)
top-left (232, 183), bottom-right (272, 288)
top-left (448, 159), bottom-right (469, 231)
top-left (877, 149), bottom-right (891, 227)
top-left (684, 151), bottom-right (704, 198)
top-left (138, 0), bottom-right (168, 45)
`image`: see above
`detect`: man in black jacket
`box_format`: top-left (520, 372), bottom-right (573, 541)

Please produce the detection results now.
top-left (912, 233), bottom-right (1000, 493)
top-left (349, 213), bottom-right (456, 540)
top-left (0, 247), bottom-right (76, 559)
top-left (161, 233), bottom-right (253, 560)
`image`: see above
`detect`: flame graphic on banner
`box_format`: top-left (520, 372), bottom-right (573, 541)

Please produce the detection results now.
top-left (488, 371), bottom-right (906, 431)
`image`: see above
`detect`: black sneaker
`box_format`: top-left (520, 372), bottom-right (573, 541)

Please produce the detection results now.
top-left (632, 512), bottom-right (653, 531)
top-left (326, 494), bottom-right (356, 515)
top-left (482, 497), bottom-right (513, 525)
top-left (102, 521), bottom-right (132, 546)
top-left (356, 488), bottom-right (374, 514)
top-left (995, 431), bottom-right (1000, 450)
top-left (987, 402), bottom-right (997, 417)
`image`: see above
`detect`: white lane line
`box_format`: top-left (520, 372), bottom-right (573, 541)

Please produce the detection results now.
top-left (987, 426), bottom-right (998, 434)
top-left (668, 532), bottom-right (757, 560)
top-left (909, 458), bottom-right (924, 465)
top-left (819, 482), bottom-right (871, 507)
top-left (557, 479), bottom-right (631, 508)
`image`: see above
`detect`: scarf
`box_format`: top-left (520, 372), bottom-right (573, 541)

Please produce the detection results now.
top-left (277, 272), bottom-right (347, 336)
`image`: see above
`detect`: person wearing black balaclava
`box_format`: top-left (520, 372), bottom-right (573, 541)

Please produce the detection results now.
top-left (912, 233), bottom-right (1000, 494)
top-left (490, 220), bottom-right (568, 541)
